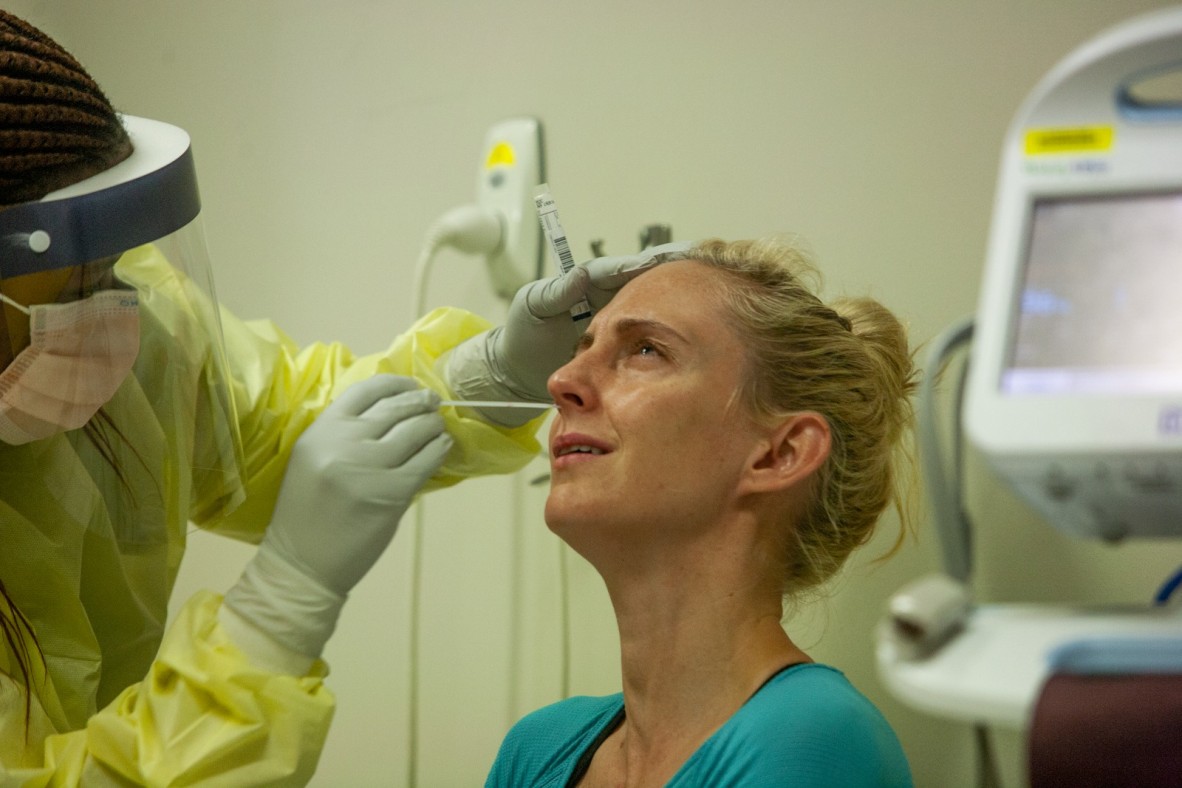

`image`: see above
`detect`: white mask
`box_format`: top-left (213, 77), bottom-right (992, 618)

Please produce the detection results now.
top-left (0, 288), bottom-right (140, 445)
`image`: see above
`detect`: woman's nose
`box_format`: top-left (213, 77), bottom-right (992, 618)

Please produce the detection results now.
top-left (547, 354), bottom-right (594, 411)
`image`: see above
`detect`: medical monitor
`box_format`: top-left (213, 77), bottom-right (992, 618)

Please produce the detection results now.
top-left (1003, 191), bottom-right (1182, 398)
top-left (963, 7), bottom-right (1182, 541)
top-left (967, 186), bottom-right (1182, 541)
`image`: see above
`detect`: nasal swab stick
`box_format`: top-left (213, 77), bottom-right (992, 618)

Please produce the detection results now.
top-left (534, 183), bottom-right (592, 321)
top-left (439, 400), bottom-right (554, 410)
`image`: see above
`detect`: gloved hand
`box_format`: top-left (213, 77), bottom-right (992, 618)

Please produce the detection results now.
top-left (221, 375), bottom-right (452, 667)
top-left (445, 241), bottom-right (691, 425)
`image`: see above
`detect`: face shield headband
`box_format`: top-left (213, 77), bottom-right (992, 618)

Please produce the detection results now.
top-left (0, 115), bottom-right (200, 278)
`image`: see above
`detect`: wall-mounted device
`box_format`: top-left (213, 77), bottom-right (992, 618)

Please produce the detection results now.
top-left (477, 117), bottom-right (546, 299)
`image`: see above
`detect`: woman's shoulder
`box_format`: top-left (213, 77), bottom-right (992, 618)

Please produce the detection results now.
top-left (744, 663), bottom-right (903, 741)
top-left (753, 662), bottom-right (882, 716)
top-left (486, 694), bottom-right (624, 788)
top-left (673, 664), bottom-right (913, 787)
top-left (505, 693), bottom-right (623, 739)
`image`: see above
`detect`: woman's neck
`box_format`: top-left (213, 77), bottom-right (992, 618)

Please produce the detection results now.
top-left (589, 527), bottom-right (810, 786)
top-left (610, 567), bottom-right (803, 720)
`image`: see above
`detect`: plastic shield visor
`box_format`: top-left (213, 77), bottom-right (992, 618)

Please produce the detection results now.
top-left (0, 115), bottom-right (244, 505)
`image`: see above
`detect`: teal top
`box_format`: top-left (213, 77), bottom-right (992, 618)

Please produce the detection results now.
top-left (486, 663), bottom-right (913, 787)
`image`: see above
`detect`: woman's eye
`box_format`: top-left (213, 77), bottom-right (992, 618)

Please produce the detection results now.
top-left (634, 341), bottom-right (663, 358)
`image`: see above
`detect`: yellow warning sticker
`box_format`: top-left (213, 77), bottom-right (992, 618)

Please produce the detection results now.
top-left (1024, 126), bottom-right (1114, 155)
top-left (485, 141), bottom-right (516, 168)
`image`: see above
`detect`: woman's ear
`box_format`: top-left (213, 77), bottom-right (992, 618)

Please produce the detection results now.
top-left (741, 412), bottom-right (831, 495)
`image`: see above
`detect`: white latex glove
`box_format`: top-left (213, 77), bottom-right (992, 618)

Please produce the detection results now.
top-left (221, 375), bottom-right (452, 667)
top-left (445, 241), bottom-right (691, 425)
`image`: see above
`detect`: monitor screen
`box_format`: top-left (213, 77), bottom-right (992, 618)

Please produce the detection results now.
top-left (1002, 191), bottom-right (1182, 395)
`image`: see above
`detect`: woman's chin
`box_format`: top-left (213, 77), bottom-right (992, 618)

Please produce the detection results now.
top-left (543, 495), bottom-right (599, 538)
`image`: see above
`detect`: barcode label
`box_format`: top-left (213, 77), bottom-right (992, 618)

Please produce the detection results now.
top-left (552, 234), bottom-right (575, 272)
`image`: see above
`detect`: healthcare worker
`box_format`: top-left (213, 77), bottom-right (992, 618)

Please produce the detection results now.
top-left (0, 11), bottom-right (671, 785)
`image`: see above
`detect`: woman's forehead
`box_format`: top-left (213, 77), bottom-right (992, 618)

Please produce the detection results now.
top-left (588, 260), bottom-right (741, 350)
top-left (604, 259), bottom-right (727, 315)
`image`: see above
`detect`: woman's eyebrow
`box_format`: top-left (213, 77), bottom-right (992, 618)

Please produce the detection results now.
top-left (612, 317), bottom-right (689, 345)
top-left (574, 317), bottom-right (691, 356)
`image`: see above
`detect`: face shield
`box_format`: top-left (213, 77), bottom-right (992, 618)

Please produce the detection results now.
top-left (0, 116), bottom-right (250, 721)
top-left (0, 114), bottom-right (243, 497)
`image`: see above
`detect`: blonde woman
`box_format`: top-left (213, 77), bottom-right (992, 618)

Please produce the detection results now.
top-left (488, 238), bottom-right (917, 787)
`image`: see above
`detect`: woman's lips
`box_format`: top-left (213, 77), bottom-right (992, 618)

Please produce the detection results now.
top-left (551, 432), bottom-right (613, 467)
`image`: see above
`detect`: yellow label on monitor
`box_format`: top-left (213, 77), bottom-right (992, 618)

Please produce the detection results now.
top-left (485, 141), bottom-right (516, 168)
top-left (1024, 126), bottom-right (1114, 155)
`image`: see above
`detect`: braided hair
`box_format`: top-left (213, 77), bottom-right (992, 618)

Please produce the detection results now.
top-left (0, 10), bottom-right (131, 207)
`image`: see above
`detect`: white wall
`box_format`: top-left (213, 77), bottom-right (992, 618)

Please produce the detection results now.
top-left (11, 1), bottom-right (1182, 785)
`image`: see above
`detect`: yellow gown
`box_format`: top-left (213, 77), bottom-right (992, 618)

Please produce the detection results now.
top-left (0, 245), bottom-right (541, 786)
